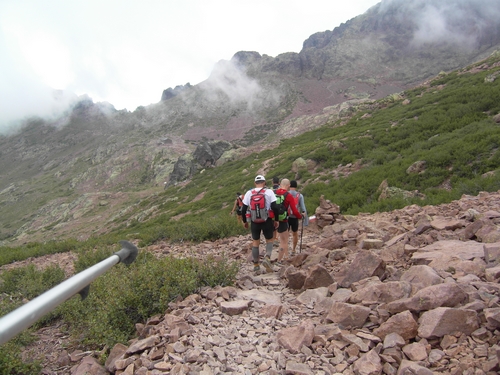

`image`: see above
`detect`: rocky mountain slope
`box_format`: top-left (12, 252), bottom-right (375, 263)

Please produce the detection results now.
top-left (18, 190), bottom-right (500, 374)
top-left (1, 0), bottom-right (500, 245)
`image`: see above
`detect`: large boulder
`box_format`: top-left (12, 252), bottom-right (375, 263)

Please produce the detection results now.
top-left (167, 141), bottom-right (232, 186)
top-left (382, 283), bottom-right (468, 314)
top-left (336, 251), bottom-right (386, 288)
top-left (193, 140), bottom-right (232, 167)
top-left (167, 154), bottom-right (197, 186)
top-left (417, 307), bottom-right (479, 338)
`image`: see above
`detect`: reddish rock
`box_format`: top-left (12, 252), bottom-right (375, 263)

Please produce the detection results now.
top-left (325, 302), bottom-right (371, 328)
top-left (277, 320), bottom-right (315, 354)
top-left (303, 264), bottom-right (334, 289)
top-left (336, 251), bottom-right (386, 288)
top-left (374, 310), bottom-right (418, 341)
top-left (418, 307), bottom-right (479, 338)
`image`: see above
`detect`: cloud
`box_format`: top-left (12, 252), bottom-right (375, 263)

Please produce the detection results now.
top-left (203, 58), bottom-right (270, 111)
top-left (0, 30), bottom-right (79, 132)
top-left (0, 0), bottom-right (381, 131)
top-left (379, 0), bottom-right (500, 48)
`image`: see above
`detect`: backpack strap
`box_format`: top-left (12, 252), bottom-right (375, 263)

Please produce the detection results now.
top-left (278, 191), bottom-right (288, 202)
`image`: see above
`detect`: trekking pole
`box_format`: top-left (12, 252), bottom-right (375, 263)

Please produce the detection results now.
top-left (0, 240), bottom-right (138, 346)
top-left (298, 219), bottom-right (303, 253)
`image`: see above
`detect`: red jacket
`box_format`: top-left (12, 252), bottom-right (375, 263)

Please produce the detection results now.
top-left (275, 188), bottom-right (302, 221)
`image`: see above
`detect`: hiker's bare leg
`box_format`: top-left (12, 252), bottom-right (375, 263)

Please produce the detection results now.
top-left (292, 231), bottom-right (299, 253)
top-left (277, 231), bottom-right (289, 261)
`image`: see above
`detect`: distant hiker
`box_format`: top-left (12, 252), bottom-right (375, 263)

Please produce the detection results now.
top-left (274, 178), bottom-right (302, 263)
top-left (241, 175), bottom-right (279, 274)
top-left (288, 180), bottom-right (308, 255)
top-left (272, 176), bottom-right (280, 192)
top-left (230, 192), bottom-right (245, 226)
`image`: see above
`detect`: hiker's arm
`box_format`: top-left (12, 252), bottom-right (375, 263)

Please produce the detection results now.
top-left (270, 201), bottom-right (280, 221)
top-left (299, 195), bottom-right (307, 215)
top-left (241, 204), bottom-right (248, 223)
top-left (231, 199), bottom-right (237, 214)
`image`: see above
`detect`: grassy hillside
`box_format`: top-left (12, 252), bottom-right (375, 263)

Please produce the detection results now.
top-left (104, 52), bottom-right (500, 246)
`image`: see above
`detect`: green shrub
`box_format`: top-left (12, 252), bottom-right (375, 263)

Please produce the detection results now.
top-left (0, 340), bottom-right (41, 375)
top-left (0, 245), bottom-right (239, 367)
top-left (0, 265), bottom-right (66, 374)
top-left (137, 212), bottom-right (246, 246)
top-left (0, 238), bottom-right (79, 267)
top-left (56, 250), bottom-right (239, 349)
top-left (0, 264), bottom-right (65, 300)
top-left (73, 246), bottom-right (114, 273)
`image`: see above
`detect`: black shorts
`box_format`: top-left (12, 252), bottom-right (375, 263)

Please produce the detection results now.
top-left (288, 217), bottom-right (299, 232)
top-left (277, 221), bottom-right (289, 233)
top-left (250, 219), bottom-right (275, 240)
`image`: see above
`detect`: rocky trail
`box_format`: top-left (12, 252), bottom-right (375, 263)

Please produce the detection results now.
top-left (10, 191), bottom-right (500, 375)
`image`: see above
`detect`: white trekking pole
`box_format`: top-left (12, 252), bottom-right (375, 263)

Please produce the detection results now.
top-left (0, 241), bottom-right (138, 345)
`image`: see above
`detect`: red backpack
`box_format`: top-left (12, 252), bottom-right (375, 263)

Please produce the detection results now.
top-left (248, 188), bottom-right (269, 223)
top-left (288, 192), bottom-right (301, 218)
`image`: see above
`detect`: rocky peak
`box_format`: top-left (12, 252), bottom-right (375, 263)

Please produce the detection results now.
top-left (231, 51), bottom-right (262, 68)
top-left (161, 83), bottom-right (192, 101)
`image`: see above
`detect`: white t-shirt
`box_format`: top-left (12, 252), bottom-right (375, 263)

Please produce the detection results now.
top-left (242, 187), bottom-right (276, 209)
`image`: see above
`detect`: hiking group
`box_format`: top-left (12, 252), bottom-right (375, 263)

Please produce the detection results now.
top-left (239, 174), bottom-right (308, 274)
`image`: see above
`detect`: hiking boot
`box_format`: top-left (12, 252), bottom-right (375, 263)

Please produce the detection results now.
top-left (262, 257), bottom-right (273, 273)
top-left (253, 264), bottom-right (261, 274)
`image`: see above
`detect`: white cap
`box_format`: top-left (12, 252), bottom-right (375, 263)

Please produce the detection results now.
top-left (254, 175), bottom-right (266, 182)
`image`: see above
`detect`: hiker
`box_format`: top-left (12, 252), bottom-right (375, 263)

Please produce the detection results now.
top-left (275, 178), bottom-right (302, 263)
top-left (230, 192), bottom-right (245, 226)
top-left (241, 175), bottom-right (279, 274)
top-left (288, 180), bottom-right (308, 255)
top-left (272, 176), bottom-right (280, 191)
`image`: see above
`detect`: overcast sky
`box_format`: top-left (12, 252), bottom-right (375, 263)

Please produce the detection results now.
top-left (0, 0), bottom-right (381, 127)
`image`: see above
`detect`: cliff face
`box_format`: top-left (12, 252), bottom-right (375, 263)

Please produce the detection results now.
top-left (300, 0), bottom-right (500, 82)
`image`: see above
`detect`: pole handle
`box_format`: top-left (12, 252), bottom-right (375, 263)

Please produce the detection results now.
top-left (114, 240), bottom-right (139, 265)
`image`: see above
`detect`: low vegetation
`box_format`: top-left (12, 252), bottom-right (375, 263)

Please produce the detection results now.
top-left (0, 243), bottom-right (239, 372)
top-left (1, 53), bottom-right (500, 372)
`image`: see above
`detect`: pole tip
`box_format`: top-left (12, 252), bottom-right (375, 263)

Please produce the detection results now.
top-left (116, 241), bottom-right (139, 265)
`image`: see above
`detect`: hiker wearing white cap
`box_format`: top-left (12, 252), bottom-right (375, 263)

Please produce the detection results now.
top-left (241, 175), bottom-right (279, 274)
